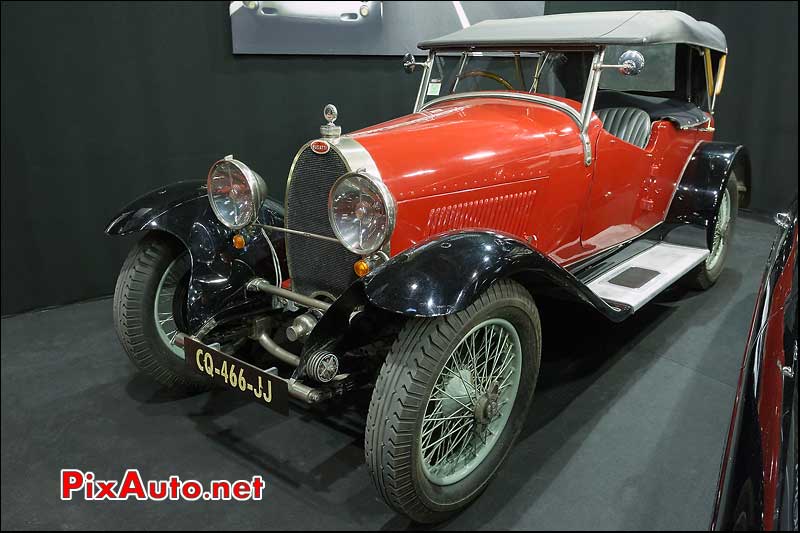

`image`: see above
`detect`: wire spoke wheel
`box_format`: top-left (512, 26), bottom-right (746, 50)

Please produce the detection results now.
top-left (706, 187), bottom-right (732, 271)
top-left (365, 280), bottom-right (540, 523)
top-left (419, 318), bottom-right (522, 486)
top-left (153, 253), bottom-right (190, 358)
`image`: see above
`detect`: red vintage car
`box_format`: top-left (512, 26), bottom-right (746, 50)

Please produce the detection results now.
top-left (106, 11), bottom-right (750, 522)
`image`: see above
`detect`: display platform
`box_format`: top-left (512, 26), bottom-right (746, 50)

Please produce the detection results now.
top-left (0, 215), bottom-right (778, 530)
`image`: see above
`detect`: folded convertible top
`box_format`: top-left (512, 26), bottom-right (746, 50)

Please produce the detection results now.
top-left (419, 10), bottom-right (727, 53)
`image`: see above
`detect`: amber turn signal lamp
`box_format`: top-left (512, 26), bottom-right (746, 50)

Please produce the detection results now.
top-left (354, 259), bottom-right (371, 277)
top-left (232, 234), bottom-right (246, 250)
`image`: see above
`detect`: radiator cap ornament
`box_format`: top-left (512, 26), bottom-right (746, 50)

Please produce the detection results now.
top-left (320, 103), bottom-right (341, 139)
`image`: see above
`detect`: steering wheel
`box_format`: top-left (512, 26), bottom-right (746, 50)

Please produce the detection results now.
top-left (457, 70), bottom-right (515, 91)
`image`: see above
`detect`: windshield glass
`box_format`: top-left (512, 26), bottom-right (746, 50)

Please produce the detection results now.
top-left (423, 50), bottom-right (593, 106)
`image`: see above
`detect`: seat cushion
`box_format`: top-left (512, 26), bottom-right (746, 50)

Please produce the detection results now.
top-left (596, 107), bottom-right (652, 149)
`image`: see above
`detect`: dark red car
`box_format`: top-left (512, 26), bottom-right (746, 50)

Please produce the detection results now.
top-left (711, 200), bottom-right (798, 531)
top-left (106, 11), bottom-right (750, 522)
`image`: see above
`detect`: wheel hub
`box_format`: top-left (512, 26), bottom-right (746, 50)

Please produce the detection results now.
top-left (473, 382), bottom-right (500, 425)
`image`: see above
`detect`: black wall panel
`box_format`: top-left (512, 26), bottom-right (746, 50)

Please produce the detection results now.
top-left (677, 0), bottom-right (798, 216)
top-left (1, 2), bottom-right (417, 315)
top-left (2, 1), bottom-right (797, 315)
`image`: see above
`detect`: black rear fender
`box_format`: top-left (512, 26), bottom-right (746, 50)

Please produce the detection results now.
top-left (663, 142), bottom-right (750, 249)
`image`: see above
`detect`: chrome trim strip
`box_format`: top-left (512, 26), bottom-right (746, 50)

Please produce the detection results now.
top-left (421, 91), bottom-right (583, 126)
top-left (330, 136), bottom-right (382, 179)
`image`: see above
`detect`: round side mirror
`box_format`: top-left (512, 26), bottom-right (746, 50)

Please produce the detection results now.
top-left (618, 50), bottom-right (645, 76)
top-left (403, 53), bottom-right (417, 74)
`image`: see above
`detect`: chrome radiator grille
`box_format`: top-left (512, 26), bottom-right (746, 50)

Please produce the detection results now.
top-left (285, 146), bottom-right (359, 297)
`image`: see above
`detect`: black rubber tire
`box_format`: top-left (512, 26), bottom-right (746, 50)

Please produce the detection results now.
top-left (365, 279), bottom-right (542, 523)
top-left (113, 232), bottom-right (210, 391)
top-left (685, 173), bottom-right (739, 290)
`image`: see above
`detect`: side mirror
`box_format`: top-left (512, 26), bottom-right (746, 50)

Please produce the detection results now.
top-left (403, 53), bottom-right (418, 73)
top-left (618, 50), bottom-right (645, 76)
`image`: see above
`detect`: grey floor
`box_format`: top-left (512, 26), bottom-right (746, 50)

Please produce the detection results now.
top-left (0, 216), bottom-right (778, 530)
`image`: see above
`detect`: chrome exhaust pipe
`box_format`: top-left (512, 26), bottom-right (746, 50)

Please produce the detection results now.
top-left (250, 318), bottom-right (300, 367)
top-left (253, 329), bottom-right (300, 367)
top-left (246, 278), bottom-right (331, 311)
top-left (287, 379), bottom-right (330, 404)
top-left (178, 319), bottom-right (302, 368)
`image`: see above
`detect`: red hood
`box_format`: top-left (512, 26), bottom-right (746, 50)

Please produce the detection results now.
top-left (350, 95), bottom-right (582, 202)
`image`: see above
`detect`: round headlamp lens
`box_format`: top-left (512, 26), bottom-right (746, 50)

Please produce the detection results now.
top-left (329, 173), bottom-right (395, 255)
top-left (207, 158), bottom-right (266, 230)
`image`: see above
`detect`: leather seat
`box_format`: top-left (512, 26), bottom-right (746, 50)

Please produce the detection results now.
top-left (596, 107), bottom-right (651, 149)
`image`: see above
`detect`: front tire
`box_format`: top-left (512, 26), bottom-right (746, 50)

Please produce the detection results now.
top-left (365, 280), bottom-right (541, 523)
top-left (113, 232), bottom-right (210, 390)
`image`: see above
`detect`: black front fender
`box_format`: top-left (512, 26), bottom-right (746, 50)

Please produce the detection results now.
top-left (105, 180), bottom-right (209, 238)
top-left (106, 180), bottom-right (286, 333)
top-left (297, 230), bottom-right (631, 377)
top-left (362, 231), bottom-right (630, 321)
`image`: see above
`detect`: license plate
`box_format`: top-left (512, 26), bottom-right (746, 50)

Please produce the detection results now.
top-left (185, 337), bottom-right (289, 415)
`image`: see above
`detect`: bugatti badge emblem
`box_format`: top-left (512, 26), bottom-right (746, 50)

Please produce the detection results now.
top-left (310, 140), bottom-right (330, 154)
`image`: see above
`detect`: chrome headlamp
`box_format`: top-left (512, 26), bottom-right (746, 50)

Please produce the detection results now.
top-left (207, 157), bottom-right (267, 230)
top-left (328, 171), bottom-right (396, 255)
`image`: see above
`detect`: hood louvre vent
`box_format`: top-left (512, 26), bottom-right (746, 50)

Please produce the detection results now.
top-left (426, 190), bottom-right (537, 238)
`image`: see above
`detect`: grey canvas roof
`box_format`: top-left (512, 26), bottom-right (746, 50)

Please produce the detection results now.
top-left (419, 10), bottom-right (727, 53)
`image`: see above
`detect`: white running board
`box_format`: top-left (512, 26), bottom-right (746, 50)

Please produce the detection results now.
top-left (587, 243), bottom-right (709, 312)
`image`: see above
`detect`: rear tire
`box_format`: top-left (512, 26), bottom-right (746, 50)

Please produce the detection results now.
top-left (113, 232), bottom-right (210, 391)
top-left (685, 172), bottom-right (738, 289)
top-left (365, 279), bottom-right (541, 523)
